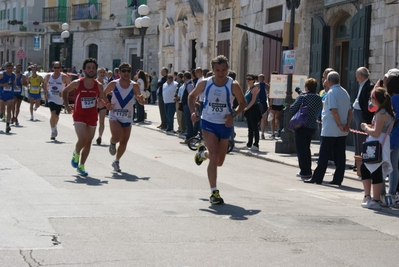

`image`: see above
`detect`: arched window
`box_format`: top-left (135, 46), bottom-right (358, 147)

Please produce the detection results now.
top-left (88, 44), bottom-right (98, 60)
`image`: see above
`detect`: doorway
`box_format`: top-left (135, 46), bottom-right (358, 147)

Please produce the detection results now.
top-left (333, 16), bottom-right (350, 89)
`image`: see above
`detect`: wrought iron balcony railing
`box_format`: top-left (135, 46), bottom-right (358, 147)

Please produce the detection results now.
top-left (42, 6), bottom-right (70, 23)
top-left (72, 3), bottom-right (102, 21)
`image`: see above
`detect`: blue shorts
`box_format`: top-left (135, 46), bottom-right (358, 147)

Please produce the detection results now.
top-left (0, 91), bottom-right (14, 102)
top-left (29, 92), bottom-right (41, 100)
top-left (110, 118), bottom-right (131, 128)
top-left (201, 119), bottom-right (232, 140)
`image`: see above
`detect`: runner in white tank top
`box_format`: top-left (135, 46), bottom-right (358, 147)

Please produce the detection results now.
top-left (103, 63), bottom-right (145, 173)
top-left (201, 76), bottom-right (234, 124)
top-left (187, 55), bottom-right (246, 205)
top-left (47, 73), bottom-right (65, 105)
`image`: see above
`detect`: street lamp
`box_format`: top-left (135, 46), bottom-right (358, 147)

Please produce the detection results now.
top-left (134, 4), bottom-right (151, 70)
top-left (61, 23), bottom-right (70, 68)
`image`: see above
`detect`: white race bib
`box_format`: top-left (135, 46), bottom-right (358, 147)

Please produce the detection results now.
top-left (14, 86), bottom-right (21, 93)
top-left (81, 97), bottom-right (96, 109)
top-left (206, 102), bottom-right (227, 116)
top-left (114, 108), bottom-right (132, 123)
top-left (3, 86), bottom-right (12, 92)
top-left (30, 86), bottom-right (39, 94)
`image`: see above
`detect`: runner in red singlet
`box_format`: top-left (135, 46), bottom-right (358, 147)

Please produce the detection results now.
top-left (62, 58), bottom-right (105, 176)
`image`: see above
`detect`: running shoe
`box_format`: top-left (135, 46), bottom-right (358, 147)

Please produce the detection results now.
top-left (5, 125), bottom-right (11, 133)
top-left (96, 137), bottom-right (102, 145)
top-left (250, 145), bottom-right (259, 152)
top-left (54, 128), bottom-right (58, 138)
top-left (77, 164), bottom-right (88, 177)
top-left (269, 134), bottom-right (275, 139)
top-left (50, 132), bottom-right (55, 140)
top-left (209, 190), bottom-right (224, 205)
top-left (71, 152), bottom-right (79, 168)
top-left (261, 133), bottom-right (265, 140)
top-left (194, 144), bottom-right (207, 166)
top-left (30, 116), bottom-right (34, 121)
top-left (109, 141), bottom-right (116, 155)
top-left (15, 118), bottom-right (19, 126)
top-left (112, 160), bottom-right (121, 172)
top-left (361, 199), bottom-right (381, 210)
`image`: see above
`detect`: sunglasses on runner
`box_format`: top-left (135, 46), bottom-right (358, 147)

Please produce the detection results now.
top-left (120, 69), bottom-right (131, 73)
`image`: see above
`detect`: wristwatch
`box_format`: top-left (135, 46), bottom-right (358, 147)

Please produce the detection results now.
top-left (231, 111), bottom-right (237, 118)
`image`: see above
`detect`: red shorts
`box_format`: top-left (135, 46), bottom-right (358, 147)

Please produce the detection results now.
top-left (73, 113), bottom-right (98, 127)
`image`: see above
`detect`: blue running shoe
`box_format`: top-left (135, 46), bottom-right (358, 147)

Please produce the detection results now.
top-left (71, 152), bottom-right (79, 168)
top-left (77, 164), bottom-right (88, 177)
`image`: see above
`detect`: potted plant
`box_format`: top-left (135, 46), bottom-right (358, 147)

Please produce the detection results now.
top-left (8, 20), bottom-right (17, 25)
top-left (109, 14), bottom-right (116, 20)
top-left (16, 20), bottom-right (23, 25)
top-left (19, 25), bottom-right (27, 31)
top-left (33, 21), bottom-right (40, 25)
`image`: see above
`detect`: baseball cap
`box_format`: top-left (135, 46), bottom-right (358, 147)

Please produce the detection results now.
top-left (384, 68), bottom-right (399, 78)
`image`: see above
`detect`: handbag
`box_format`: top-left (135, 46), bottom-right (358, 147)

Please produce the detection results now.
top-left (362, 121), bottom-right (393, 163)
top-left (288, 97), bottom-right (308, 131)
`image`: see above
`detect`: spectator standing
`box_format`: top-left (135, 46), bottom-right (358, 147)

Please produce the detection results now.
top-left (180, 72), bottom-right (195, 144)
top-left (290, 78), bottom-right (322, 179)
top-left (150, 71), bottom-right (158, 104)
top-left (163, 74), bottom-right (178, 133)
top-left (304, 71), bottom-right (352, 185)
top-left (351, 67), bottom-right (374, 172)
top-left (258, 74), bottom-right (268, 139)
top-left (360, 86), bottom-right (394, 210)
top-left (243, 73), bottom-right (261, 151)
top-left (157, 67), bottom-right (168, 129)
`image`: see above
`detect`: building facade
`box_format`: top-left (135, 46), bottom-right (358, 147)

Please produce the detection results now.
top-left (0, 0), bottom-right (46, 68)
top-left (42, 0), bottom-right (159, 74)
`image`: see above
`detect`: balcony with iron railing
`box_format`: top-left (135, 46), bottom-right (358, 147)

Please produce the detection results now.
top-left (42, 6), bottom-right (70, 24)
top-left (72, 3), bottom-right (102, 21)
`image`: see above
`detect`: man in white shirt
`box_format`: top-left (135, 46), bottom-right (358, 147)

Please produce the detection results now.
top-left (162, 74), bottom-right (178, 133)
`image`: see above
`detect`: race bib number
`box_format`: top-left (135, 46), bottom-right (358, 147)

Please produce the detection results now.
top-left (3, 86), bottom-right (12, 92)
top-left (114, 108), bottom-right (131, 123)
top-left (14, 86), bottom-right (21, 93)
top-left (81, 97), bottom-right (96, 109)
top-left (207, 102), bottom-right (226, 115)
top-left (30, 86), bottom-right (39, 94)
top-left (51, 89), bottom-right (59, 95)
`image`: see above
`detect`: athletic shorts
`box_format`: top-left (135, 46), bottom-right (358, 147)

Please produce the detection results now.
top-left (109, 117), bottom-right (131, 128)
top-left (49, 102), bottom-right (63, 115)
top-left (259, 101), bottom-right (268, 114)
top-left (0, 91), bottom-right (14, 102)
top-left (14, 94), bottom-right (23, 100)
top-left (29, 92), bottom-right (41, 100)
top-left (271, 105), bottom-right (284, 111)
top-left (201, 119), bottom-right (232, 140)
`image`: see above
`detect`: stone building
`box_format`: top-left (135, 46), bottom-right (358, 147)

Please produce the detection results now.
top-left (42, 0), bottom-right (159, 74)
top-left (0, 0), bottom-right (46, 68)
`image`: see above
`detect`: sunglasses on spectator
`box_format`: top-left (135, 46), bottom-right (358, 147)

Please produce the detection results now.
top-left (246, 78), bottom-right (254, 80)
top-left (53, 67), bottom-right (61, 69)
top-left (168, 77), bottom-right (174, 79)
top-left (120, 69), bottom-right (131, 73)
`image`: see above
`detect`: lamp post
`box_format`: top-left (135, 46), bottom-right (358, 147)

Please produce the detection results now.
top-left (275, 0), bottom-right (300, 153)
top-left (61, 23), bottom-right (70, 68)
top-left (134, 4), bottom-right (151, 70)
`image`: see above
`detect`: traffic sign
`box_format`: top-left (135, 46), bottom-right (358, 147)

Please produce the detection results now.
top-left (17, 50), bottom-right (26, 59)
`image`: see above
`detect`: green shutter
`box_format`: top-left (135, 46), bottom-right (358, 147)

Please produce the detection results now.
top-left (20, 7), bottom-right (24, 21)
top-left (58, 0), bottom-right (67, 22)
top-left (139, 0), bottom-right (147, 5)
top-left (13, 7), bottom-right (16, 19)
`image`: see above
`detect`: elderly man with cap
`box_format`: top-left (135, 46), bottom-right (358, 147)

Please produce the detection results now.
top-left (351, 67), bottom-right (374, 172)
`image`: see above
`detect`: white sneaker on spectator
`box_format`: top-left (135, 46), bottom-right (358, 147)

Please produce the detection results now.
top-left (362, 195), bottom-right (371, 205)
top-left (361, 199), bottom-right (381, 210)
top-left (250, 145), bottom-right (259, 152)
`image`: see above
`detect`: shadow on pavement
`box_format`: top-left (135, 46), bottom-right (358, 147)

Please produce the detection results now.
top-left (65, 175), bottom-right (109, 186)
top-left (199, 201), bottom-right (261, 221)
top-left (45, 140), bottom-right (66, 144)
top-left (109, 172), bottom-right (150, 182)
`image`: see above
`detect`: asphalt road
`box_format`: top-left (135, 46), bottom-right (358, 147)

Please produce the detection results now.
top-left (0, 103), bottom-right (398, 267)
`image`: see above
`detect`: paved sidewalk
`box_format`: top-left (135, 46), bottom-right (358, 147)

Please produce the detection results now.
top-left (135, 104), bottom-right (360, 181)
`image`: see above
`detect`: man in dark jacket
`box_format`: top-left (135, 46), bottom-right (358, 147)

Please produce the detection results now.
top-left (157, 67), bottom-right (168, 129)
top-left (352, 67), bottom-right (374, 171)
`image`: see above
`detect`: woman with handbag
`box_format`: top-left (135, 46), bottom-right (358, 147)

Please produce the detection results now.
top-left (243, 74), bottom-right (261, 151)
top-left (289, 78), bottom-right (322, 179)
top-left (360, 86), bottom-right (394, 210)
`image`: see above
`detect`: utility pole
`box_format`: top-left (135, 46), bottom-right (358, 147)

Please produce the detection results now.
top-left (275, 0), bottom-right (300, 154)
